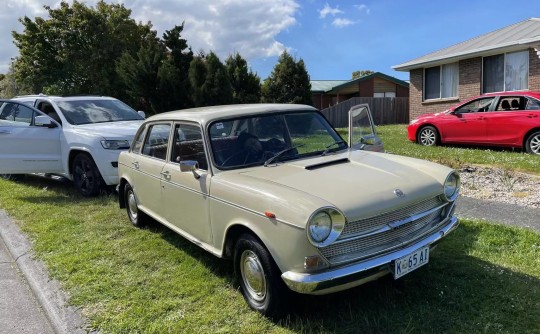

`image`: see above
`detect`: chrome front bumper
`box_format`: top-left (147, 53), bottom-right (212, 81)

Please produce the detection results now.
top-left (281, 216), bottom-right (459, 295)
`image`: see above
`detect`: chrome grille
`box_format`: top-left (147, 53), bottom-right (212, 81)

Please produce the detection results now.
top-left (340, 196), bottom-right (443, 238)
top-left (320, 196), bottom-right (450, 264)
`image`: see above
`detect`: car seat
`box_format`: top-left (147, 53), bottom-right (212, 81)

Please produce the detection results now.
top-left (511, 99), bottom-right (520, 110)
top-left (501, 100), bottom-right (511, 111)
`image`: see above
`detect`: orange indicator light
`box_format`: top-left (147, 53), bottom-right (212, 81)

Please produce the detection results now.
top-left (264, 211), bottom-right (276, 218)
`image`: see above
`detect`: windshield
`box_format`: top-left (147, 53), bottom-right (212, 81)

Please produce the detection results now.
top-left (56, 99), bottom-right (143, 125)
top-left (209, 110), bottom-right (347, 170)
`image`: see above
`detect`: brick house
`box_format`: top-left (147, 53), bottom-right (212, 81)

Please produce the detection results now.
top-left (311, 72), bottom-right (409, 110)
top-left (393, 18), bottom-right (540, 120)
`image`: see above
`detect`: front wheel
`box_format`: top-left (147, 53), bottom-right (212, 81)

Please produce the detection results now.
top-left (525, 130), bottom-right (540, 154)
top-left (72, 153), bottom-right (103, 197)
top-left (417, 126), bottom-right (439, 146)
top-left (234, 234), bottom-right (287, 317)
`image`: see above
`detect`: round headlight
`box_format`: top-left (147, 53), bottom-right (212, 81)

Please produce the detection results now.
top-left (308, 211), bottom-right (332, 243)
top-left (443, 172), bottom-right (460, 201)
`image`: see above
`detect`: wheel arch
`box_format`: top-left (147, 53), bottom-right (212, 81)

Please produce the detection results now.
top-left (68, 149), bottom-right (94, 175)
top-left (223, 224), bottom-right (267, 260)
top-left (416, 123), bottom-right (441, 143)
top-left (523, 127), bottom-right (540, 149)
top-left (118, 178), bottom-right (128, 208)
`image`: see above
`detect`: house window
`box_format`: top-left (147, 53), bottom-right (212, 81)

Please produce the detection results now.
top-left (424, 63), bottom-right (458, 100)
top-left (483, 50), bottom-right (528, 93)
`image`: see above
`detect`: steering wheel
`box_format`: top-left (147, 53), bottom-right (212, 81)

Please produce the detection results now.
top-left (265, 138), bottom-right (284, 150)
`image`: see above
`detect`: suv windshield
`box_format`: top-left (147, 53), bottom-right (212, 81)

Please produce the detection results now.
top-left (56, 99), bottom-right (143, 125)
top-left (209, 110), bottom-right (347, 170)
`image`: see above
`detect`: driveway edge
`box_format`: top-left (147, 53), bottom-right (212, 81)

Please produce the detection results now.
top-left (0, 210), bottom-right (90, 334)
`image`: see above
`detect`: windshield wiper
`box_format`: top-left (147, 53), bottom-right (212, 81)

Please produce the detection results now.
top-left (321, 140), bottom-right (346, 156)
top-left (264, 144), bottom-right (304, 167)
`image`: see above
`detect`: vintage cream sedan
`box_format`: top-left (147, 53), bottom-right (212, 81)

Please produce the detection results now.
top-left (118, 104), bottom-right (459, 316)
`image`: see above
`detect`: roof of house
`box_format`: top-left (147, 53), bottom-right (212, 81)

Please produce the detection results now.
top-left (310, 80), bottom-right (348, 92)
top-left (393, 18), bottom-right (540, 71)
top-left (310, 72), bottom-right (409, 94)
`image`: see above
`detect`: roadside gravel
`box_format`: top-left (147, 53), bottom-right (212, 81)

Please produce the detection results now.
top-left (458, 166), bottom-right (540, 209)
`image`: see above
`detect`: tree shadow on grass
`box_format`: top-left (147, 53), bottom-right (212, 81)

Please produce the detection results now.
top-left (151, 219), bottom-right (540, 334)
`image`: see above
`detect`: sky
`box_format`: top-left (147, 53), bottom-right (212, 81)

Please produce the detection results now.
top-left (1, 0), bottom-right (540, 82)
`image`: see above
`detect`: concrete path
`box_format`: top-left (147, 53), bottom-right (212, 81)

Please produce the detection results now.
top-left (456, 196), bottom-right (540, 232)
top-left (0, 211), bottom-right (88, 334)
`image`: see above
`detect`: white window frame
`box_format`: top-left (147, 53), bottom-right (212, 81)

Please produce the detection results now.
top-left (482, 50), bottom-right (529, 94)
top-left (423, 62), bottom-right (459, 101)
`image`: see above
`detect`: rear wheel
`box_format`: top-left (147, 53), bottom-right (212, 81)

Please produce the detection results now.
top-left (0, 174), bottom-right (24, 181)
top-left (72, 153), bottom-right (102, 197)
top-left (525, 130), bottom-right (540, 154)
top-left (417, 126), bottom-right (439, 146)
top-left (124, 183), bottom-right (147, 227)
top-left (234, 234), bottom-right (287, 317)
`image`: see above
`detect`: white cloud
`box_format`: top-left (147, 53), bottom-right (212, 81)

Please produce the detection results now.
top-left (0, 0), bottom-right (300, 73)
top-left (332, 18), bottom-right (355, 28)
top-left (318, 3), bottom-right (343, 18)
top-left (355, 4), bottom-right (370, 14)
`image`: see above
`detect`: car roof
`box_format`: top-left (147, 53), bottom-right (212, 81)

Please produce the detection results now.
top-left (145, 104), bottom-right (318, 125)
top-left (12, 95), bottom-right (118, 102)
top-left (480, 91), bottom-right (540, 99)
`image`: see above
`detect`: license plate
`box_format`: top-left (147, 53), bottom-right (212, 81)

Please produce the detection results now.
top-left (393, 246), bottom-right (429, 279)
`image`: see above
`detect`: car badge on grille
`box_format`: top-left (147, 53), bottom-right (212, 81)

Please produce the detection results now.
top-left (394, 189), bottom-right (405, 198)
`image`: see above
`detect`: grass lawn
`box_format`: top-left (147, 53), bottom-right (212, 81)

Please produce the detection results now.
top-left (337, 125), bottom-right (540, 175)
top-left (0, 175), bottom-right (539, 334)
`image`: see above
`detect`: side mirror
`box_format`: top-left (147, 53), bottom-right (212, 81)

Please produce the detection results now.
top-left (179, 160), bottom-right (200, 179)
top-left (137, 111), bottom-right (146, 119)
top-left (35, 115), bottom-right (57, 128)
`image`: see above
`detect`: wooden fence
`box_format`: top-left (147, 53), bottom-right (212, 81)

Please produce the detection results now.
top-left (319, 97), bottom-right (409, 127)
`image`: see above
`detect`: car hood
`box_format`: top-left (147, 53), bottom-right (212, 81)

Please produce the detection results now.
top-left (69, 121), bottom-right (144, 140)
top-left (213, 150), bottom-right (451, 226)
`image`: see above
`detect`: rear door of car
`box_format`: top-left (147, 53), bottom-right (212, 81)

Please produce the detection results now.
top-left (127, 122), bottom-right (171, 219)
top-left (439, 97), bottom-right (495, 143)
top-left (486, 96), bottom-right (540, 145)
top-left (0, 101), bottom-right (63, 173)
top-left (160, 122), bottom-right (212, 244)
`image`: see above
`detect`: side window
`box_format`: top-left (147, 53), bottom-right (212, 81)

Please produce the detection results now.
top-left (0, 102), bottom-right (34, 125)
top-left (141, 124), bottom-right (171, 160)
top-left (132, 126), bottom-right (147, 154)
top-left (171, 124), bottom-right (208, 170)
top-left (525, 97), bottom-right (540, 111)
top-left (455, 97), bottom-right (495, 113)
top-left (495, 97), bottom-right (517, 111)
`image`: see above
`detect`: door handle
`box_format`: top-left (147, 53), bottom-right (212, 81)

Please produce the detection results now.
top-left (132, 161), bottom-right (139, 169)
top-left (0, 130), bottom-right (11, 134)
top-left (160, 171), bottom-right (171, 179)
top-left (527, 114), bottom-right (538, 118)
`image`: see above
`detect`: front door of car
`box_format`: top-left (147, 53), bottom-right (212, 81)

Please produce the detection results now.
top-left (439, 97), bottom-right (495, 143)
top-left (161, 123), bottom-right (211, 245)
top-left (348, 104), bottom-right (384, 152)
top-left (0, 101), bottom-right (63, 173)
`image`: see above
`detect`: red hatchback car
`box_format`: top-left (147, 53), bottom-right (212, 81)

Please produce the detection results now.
top-left (407, 92), bottom-right (540, 154)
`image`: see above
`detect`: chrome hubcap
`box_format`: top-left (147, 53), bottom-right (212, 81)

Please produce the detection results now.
top-left (240, 250), bottom-right (266, 302)
top-left (127, 190), bottom-right (138, 221)
top-left (420, 129), bottom-right (436, 146)
top-left (530, 134), bottom-right (540, 154)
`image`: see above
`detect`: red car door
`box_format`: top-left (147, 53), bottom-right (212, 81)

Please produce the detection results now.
top-left (487, 96), bottom-right (540, 146)
top-left (439, 97), bottom-right (494, 144)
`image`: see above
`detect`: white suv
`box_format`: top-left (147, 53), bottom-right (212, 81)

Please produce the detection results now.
top-left (0, 95), bottom-right (144, 196)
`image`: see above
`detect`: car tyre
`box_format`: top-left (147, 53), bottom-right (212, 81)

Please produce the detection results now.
top-left (0, 174), bottom-right (25, 181)
top-left (525, 130), bottom-right (540, 155)
top-left (72, 153), bottom-right (103, 197)
top-left (234, 234), bottom-right (287, 317)
top-left (124, 183), bottom-right (147, 227)
top-left (417, 126), bottom-right (439, 146)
